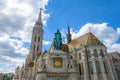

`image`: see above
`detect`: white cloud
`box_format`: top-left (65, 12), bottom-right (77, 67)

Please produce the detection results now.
top-left (0, 36), bottom-right (28, 56)
top-left (117, 28), bottom-right (120, 35)
top-left (43, 40), bottom-right (52, 45)
top-left (70, 23), bottom-right (120, 53)
top-left (0, 0), bottom-right (50, 73)
top-left (0, 55), bottom-right (25, 73)
top-left (0, 0), bottom-right (50, 42)
top-left (61, 29), bottom-right (67, 37)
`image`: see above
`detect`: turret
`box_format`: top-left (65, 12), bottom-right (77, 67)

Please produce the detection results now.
top-left (67, 25), bottom-right (71, 43)
top-left (35, 8), bottom-right (43, 27)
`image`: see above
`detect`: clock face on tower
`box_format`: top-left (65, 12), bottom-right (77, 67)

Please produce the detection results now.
top-left (53, 58), bottom-right (62, 68)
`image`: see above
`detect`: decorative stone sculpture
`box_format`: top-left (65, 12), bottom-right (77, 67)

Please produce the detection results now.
top-left (53, 29), bottom-right (62, 50)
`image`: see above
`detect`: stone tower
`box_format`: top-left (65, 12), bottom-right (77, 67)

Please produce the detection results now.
top-left (29, 8), bottom-right (44, 60)
top-left (67, 25), bottom-right (71, 43)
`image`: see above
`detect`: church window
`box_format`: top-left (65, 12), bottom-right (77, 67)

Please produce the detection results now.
top-left (88, 61), bottom-right (94, 74)
top-left (86, 50), bottom-right (91, 58)
top-left (94, 49), bottom-right (98, 58)
top-left (34, 36), bottom-right (37, 42)
top-left (71, 56), bottom-right (73, 59)
top-left (38, 36), bottom-right (40, 42)
top-left (95, 60), bottom-right (101, 74)
top-left (33, 45), bottom-right (35, 51)
top-left (37, 45), bottom-right (39, 51)
top-left (79, 63), bottom-right (84, 75)
top-left (79, 64), bottom-right (82, 75)
top-left (100, 49), bottom-right (104, 57)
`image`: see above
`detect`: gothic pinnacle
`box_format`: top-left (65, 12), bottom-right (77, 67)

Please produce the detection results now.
top-left (35, 8), bottom-right (43, 27)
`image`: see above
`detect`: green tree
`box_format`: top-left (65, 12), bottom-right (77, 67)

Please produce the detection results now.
top-left (4, 77), bottom-right (9, 80)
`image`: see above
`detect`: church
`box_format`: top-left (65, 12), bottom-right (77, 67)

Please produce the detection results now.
top-left (13, 9), bottom-right (118, 80)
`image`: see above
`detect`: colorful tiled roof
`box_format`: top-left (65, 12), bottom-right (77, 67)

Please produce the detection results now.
top-left (69, 32), bottom-right (104, 46)
top-left (62, 44), bottom-right (68, 52)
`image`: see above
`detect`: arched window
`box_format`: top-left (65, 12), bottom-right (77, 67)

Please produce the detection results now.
top-left (95, 61), bottom-right (101, 74)
top-left (88, 61), bottom-right (94, 74)
top-left (38, 36), bottom-right (40, 42)
top-left (86, 50), bottom-right (91, 58)
top-left (94, 49), bottom-right (98, 58)
top-left (100, 49), bottom-right (104, 57)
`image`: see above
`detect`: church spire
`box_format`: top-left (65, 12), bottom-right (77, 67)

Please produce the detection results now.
top-left (67, 24), bottom-right (72, 43)
top-left (29, 8), bottom-right (44, 61)
top-left (68, 25), bottom-right (70, 34)
top-left (35, 8), bottom-right (43, 27)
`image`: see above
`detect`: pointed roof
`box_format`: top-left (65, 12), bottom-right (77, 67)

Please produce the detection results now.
top-left (35, 8), bottom-right (43, 26)
top-left (67, 24), bottom-right (72, 43)
top-left (67, 21), bottom-right (71, 34)
top-left (69, 32), bottom-right (105, 47)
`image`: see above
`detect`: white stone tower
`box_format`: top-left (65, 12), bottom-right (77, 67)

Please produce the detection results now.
top-left (29, 8), bottom-right (44, 60)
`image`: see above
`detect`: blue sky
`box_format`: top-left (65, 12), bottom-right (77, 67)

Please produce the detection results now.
top-left (0, 0), bottom-right (120, 73)
top-left (43, 0), bottom-right (120, 50)
top-left (45, 0), bottom-right (120, 29)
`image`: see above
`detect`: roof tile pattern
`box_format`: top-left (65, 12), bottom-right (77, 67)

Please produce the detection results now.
top-left (69, 32), bottom-right (104, 46)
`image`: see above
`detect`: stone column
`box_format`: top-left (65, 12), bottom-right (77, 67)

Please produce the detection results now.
top-left (106, 56), bottom-right (115, 80)
top-left (83, 58), bottom-right (89, 80)
top-left (91, 51), bottom-right (98, 80)
top-left (110, 59), bottom-right (118, 80)
top-left (92, 59), bottom-right (98, 80)
top-left (99, 59), bottom-right (107, 80)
